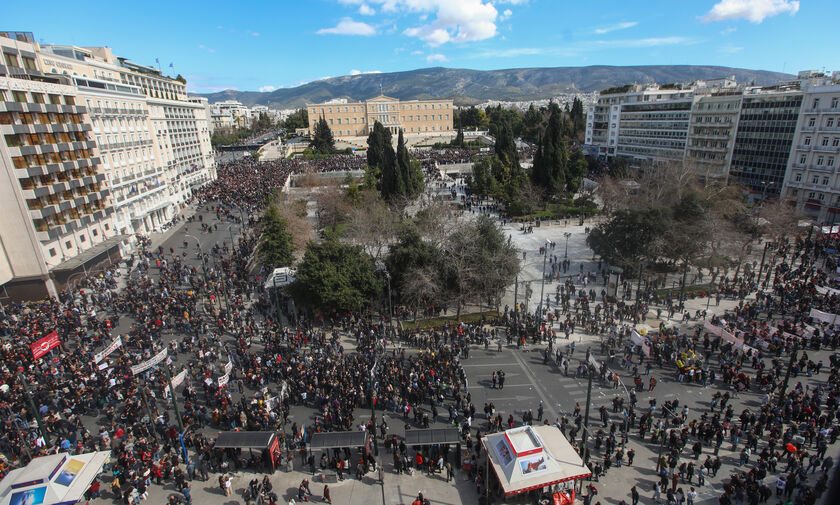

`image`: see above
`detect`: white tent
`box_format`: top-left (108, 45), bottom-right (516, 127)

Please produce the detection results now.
top-left (0, 451), bottom-right (110, 505)
top-left (482, 425), bottom-right (590, 496)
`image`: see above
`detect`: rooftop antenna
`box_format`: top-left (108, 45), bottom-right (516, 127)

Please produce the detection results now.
top-left (379, 81), bottom-right (383, 95)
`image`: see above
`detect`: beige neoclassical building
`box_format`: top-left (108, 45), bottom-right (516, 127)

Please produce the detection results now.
top-left (307, 95), bottom-right (454, 138)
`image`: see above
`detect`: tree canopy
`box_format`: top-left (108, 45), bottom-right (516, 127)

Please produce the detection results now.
top-left (531, 102), bottom-right (569, 197)
top-left (256, 205), bottom-right (294, 269)
top-left (288, 237), bottom-right (381, 313)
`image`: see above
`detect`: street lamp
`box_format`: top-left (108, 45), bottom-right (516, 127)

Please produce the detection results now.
top-left (537, 241), bottom-right (553, 320)
top-left (369, 358), bottom-right (380, 456)
top-left (384, 270), bottom-right (393, 340)
top-left (564, 232), bottom-right (572, 258)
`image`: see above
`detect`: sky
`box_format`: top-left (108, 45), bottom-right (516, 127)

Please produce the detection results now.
top-left (7, 0), bottom-right (838, 94)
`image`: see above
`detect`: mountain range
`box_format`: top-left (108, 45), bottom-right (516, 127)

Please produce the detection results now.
top-left (196, 65), bottom-right (794, 110)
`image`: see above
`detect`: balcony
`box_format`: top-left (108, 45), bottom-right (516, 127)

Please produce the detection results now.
top-left (796, 144), bottom-right (812, 151)
top-left (814, 145), bottom-right (840, 153)
top-left (809, 164), bottom-right (835, 173)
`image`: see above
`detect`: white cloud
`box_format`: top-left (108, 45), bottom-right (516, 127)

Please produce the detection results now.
top-left (702, 0), bottom-right (799, 23)
top-left (594, 21), bottom-right (637, 34)
top-left (496, 0), bottom-right (527, 4)
top-left (338, 0), bottom-right (500, 46)
top-left (198, 44), bottom-right (216, 53)
top-left (259, 85), bottom-right (276, 92)
top-left (411, 50), bottom-right (424, 55)
top-left (717, 45), bottom-right (744, 54)
top-left (349, 69), bottom-right (383, 75)
top-left (317, 17), bottom-right (376, 36)
top-left (426, 53), bottom-right (448, 63)
top-left (499, 9), bottom-right (513, 21)
top-left (358, 3), bottom-right (375, 15)
top-left (591, 36), bottom-right (697, 48)
top-left (251, 31), bottom-right (260, 37)
top-left (720, 27), bottom-right (737, 34)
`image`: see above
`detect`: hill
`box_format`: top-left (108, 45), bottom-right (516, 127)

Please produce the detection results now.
top-left (196, 65), bottom-right (793, 109)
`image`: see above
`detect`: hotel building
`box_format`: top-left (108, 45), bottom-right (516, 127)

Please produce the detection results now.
top-left (1, 32), bottom-right (115, 299)
top-left (306, 95), bottom-right (454, 138)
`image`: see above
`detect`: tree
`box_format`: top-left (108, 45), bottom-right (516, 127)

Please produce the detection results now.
top-left (346, 191), bottom-right (399, 260)
top-left (459, 106), bottom-right (485, 129)
top-left (452, 127), bottom-right (465, 148)
top-left (269, 196), bottom-right (313, 257)
top-left (396, 129), bottom-right (424, 199)
top-left (439, 215), bottom-right (519, 319)
top-left (522, 104), bottom-right (544, 144)
top-left (288, 237), bottom-right (381, 313)
top-left (385, 225), bottom-right (439, 297)
top-left (310, 116), bottom-right (335, 154)
top-left (283, 108), bottom-right (309, 131)
top-left (531, 102), bottom-right (568, 197)
top-left (494, 119), bottom-right (520, 172)
top-left (566, 150), bottom-right (588, 194)
top-left (257, 205), bottom-right (294, 268)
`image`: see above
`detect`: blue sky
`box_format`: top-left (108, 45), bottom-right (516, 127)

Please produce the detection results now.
top-left (8, 0), bottom-right (838, 93)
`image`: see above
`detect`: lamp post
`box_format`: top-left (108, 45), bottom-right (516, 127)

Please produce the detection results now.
top-left (564, 232), bottom-right (572, 258)
top-left (384, 271), bottom-right (393, 340)
top-left (537, 241), bottom-right (553, 320)
top-left (369, 359), bottom-right (379, 457)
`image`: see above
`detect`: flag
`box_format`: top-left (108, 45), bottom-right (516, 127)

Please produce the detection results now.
top-left (155, 57), bottom-right (159, 64)
top-left (169, 63), bottom-right (174, 68)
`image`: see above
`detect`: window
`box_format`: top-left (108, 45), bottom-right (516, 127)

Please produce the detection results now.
top-left (79, 235), bottom-right (86, 243)
top-left (823, 177), bottom-right (830, 185)
top-left (22, 57), bottom-right (37, 71)
top-left (49, 248), bottom-right (57, 257)
top-left (812, 176), bottom-right (819, 184)
top-left (12, 91), bottom-right (26, 102)
top-left (3, 53), bottom-right (20, 68)
top-left (809, 192), bottom-right (816, 199)
top-left (795, 173), bottom-right (802, 182)
top-left (65, 241), bottom-right (72, 249)
top-left (817, 156), bottom-right (825, 166)
top-left (804, 136), bottom-right (812, 146)
top-left (808, 118), bottom-right (816, 127)
top-left (832, 97), bottom-right (839, 108)
top-left (834, 137), bottom-right (840, 147)
top-left (819, 193), bottom-right (826, 201)
top-left (830, 157), bottom-right (836, 167)
top-left (823, 137), bottom-right (830, 146)
top-left (813, 98), bottom-right (820, 109)
top-left (799, 155), bottom-right (807, 164)
top-left (828, 118), bottom-right (835, 128)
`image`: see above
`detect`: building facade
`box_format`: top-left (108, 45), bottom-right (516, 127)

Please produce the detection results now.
top-left (685, 90), bottom-right (742, 182)
top-left (1, 32), bottom-right (115, 299)
top-left (781, 72), bottom-right (840, 223)
top-left (306, 95), bottom-right (454, 138)
top-left (728, 86), bottom-right (802, 196)
top-left (0, 30), bottom-right (216, 300)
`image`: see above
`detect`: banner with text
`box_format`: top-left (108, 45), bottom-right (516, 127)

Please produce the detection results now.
top-left (94, 336), bottom-right (122, 363)
top-left (130, 348), bottom-right (168, 375)
top-left (31, 330), bottom-right (61, 360)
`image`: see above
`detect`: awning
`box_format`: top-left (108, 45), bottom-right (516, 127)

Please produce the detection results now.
top-left (0, 451), bottom-right (110, 505)
top-left (309, 431), bottom-right (368, 451)
top-left (482, 425), bottom-right (590, 496)
top-left (214, 431), bottom-right (276, 450)
top-left (51, 234), bottom-right (126, 272)
top-left (404, 428), bottom-right (461, 446)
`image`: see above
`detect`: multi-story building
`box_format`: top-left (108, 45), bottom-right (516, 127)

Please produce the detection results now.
top-left (729, 84), bottom-right (802, 196)
top-left (306, 95), bottom-right (454, 138)
top-left (37, 44), bottom-right (169, 246)
top-left (685, 89), bottom-right (742, 182)
top-left (0, 32), bottom-right (116, 299)
top-left (586, 84), bottom-right (693, 160)
top-left (781, 71), bottom-right (840, 222)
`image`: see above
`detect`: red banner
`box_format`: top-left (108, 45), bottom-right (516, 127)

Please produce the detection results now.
top-left (31, 330), bottom-right (60, 360)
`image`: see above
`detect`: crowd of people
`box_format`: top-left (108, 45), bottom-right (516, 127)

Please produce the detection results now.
top-left (0, 145), bottom-right (838, 505)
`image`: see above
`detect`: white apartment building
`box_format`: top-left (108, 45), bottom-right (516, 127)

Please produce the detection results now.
top-left (781, 71), bottom-right (840, 223)
top-left (585, 84), bottom-right (694, 161)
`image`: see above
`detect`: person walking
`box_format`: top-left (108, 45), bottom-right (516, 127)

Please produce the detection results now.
top-left (323, 484), bottom-right (331, 504)
top-left (631, 486), bottom-right (639, 505)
